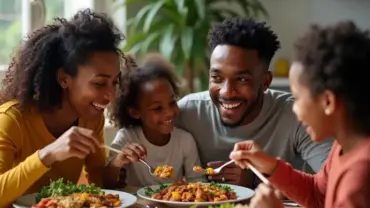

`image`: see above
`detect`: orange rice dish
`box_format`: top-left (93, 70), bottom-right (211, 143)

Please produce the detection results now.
top-left (151, 181), bottom-right (237, 202)
top-left (153, 165), bottom-right (174, 179)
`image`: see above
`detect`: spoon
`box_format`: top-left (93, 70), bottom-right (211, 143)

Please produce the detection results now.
top-left (103, 145), bottom-right (157, 176)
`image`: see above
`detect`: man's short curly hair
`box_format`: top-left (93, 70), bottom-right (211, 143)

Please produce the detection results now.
top-left (208, 18), bottom-right (280, 66)
top-left (110, 54), bottom-right (180, 128)
top-left (293, 21), bottom-right (370, 135)
top-left (0, 9), bottom-right (125, 110)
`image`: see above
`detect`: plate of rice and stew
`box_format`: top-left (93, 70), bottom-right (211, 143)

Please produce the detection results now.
top-left (137, 181), bottom-right (255, 207)
top-left (13, 178), bottom-right (137, 208)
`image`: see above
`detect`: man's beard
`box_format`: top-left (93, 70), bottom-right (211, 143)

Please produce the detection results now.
top-left (220, 87), bottom-right (264, 128)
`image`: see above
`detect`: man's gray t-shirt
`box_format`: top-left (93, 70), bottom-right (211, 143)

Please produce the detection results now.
top-left (175, 90), bottom-right (332, 172)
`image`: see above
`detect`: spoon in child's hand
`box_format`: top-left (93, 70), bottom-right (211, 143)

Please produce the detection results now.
top-left (102, 145), bottom-right (173, 179)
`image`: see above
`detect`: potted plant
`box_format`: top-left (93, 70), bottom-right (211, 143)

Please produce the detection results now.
top-left (119, 0), bottom-right (268, 92)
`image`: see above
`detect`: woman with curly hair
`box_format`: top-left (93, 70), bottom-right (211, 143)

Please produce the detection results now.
top-left (0, 9), bottom-right (125, 206)
top-left (230, 21), bottom-right (370, 208)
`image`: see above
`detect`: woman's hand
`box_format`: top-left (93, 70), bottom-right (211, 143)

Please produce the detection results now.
top-left (249, 184), bottom-right (284, 208)
top-left (229, 140), bottom-right (278, 175)
top-left (109, 143), bottom-right (146, 168)
top-left (38, 127), bottom-right (101, 167)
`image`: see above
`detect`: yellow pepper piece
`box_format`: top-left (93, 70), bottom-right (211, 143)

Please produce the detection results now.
top-left (79, 193), bottom-right (89, 200)
top-left (171, 192), bottom-right (181, 200)
top-left (206, 167), bottom-right (215, 175)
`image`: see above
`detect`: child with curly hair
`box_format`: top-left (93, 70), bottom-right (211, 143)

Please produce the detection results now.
top-left (231, 21), bottom-right (370, 208)
top-left (104, 54), bottom-right (204, 187)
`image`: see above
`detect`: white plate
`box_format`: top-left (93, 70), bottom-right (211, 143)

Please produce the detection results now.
top-left (137, 183), bottom-right (255, 207)
top-left (13, 189), bottom-right (137, 208)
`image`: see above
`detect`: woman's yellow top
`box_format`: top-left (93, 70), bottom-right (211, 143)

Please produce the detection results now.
top-left (0, 100), bottom-right (106, 206)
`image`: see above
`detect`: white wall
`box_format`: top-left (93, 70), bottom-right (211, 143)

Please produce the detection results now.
top-left (260, 0), bottom-right (370, 65)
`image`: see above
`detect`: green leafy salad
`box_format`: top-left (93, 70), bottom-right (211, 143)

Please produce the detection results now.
top-left (144, 181), bottom-right (234, 197)
top-left (35, 178), bottom-right (103, 203)
top-left (144, 183), bottom-right (168, 196)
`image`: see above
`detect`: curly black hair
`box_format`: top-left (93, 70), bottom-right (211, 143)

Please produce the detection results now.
top-left (110, 54), bottom-right (180, 128)
top-left (293, 21), bottom-right (370, 135)
top-left (0, 9), bottom-right (126, 110)
top-left (208, 18), bottom-right (280, 66)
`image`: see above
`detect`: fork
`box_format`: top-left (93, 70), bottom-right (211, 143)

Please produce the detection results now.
top-left (102, 145), bottom-right (158, 176)
top-left (192, 160), bottom-right (235, 176)
top-left (138, 158), bottom-right (158, 176)
top-left (211, 160), bottom-right (235, 174)
top-left (194, 160), bottom-right (270, 185)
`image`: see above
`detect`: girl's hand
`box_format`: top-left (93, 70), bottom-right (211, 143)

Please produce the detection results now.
top-left (39, 127), bottom-right (101, 167)
top-left (249, 184), bottom-right (284, 208)
top-left (229, 140), bottom-right (278, 175)
top-left (110, 143), bottom-right (146, 168)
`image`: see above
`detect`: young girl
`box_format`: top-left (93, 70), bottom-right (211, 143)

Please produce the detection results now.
top-left (230, 21), bottom-right (370, 207)
top-left (104, 54), bottom-right (204, 187)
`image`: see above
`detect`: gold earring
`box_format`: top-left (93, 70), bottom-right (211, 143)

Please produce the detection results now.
top-left (325, 108), bottom-right (331, 115)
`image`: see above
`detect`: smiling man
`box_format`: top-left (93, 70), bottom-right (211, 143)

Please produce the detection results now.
top-left (175, 18), bottom-right (332, 187)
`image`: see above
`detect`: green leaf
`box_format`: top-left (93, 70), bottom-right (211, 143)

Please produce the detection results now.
top-left (129, 43), bottom-right (143, 55)
top-left (111, 0), bottom-right (143, 12)
top-left (211, 7), bottom-right (240, 18)
top-left (35, 178), bottom-right (102, 203)
top-left (141, 31), bottom-right (161, 53)
top-left (123, 0), bottom-right (140, 4)
top-left (173, 0), bottom-right (188, 25)
top-left (251, 0), bottom-right (268, 18)
top-left (125, 18), bottom-right (136, 27)
top-left (192, 35), bottom-right (207, 69)
top-left (175, 0), bottom-right (185, 11)
top-left (233, 0), bottom-right (251, 17)
top-left (144, 184), bottom-right (168, 196)
top-left (194, 0), bottom-right (206, 20)
top-left (119, 0), bottom-right (269, 93)
top-left (143, 0), bottom-right (166, 32)
top-left (128, 4), bottom-right (152, 33)
top-left (234, 0), bottom-right (267, 18)
top-left (159, 25), bottom-right (177, 60)
top-left (123, 32), bottom-right (147, 51)
top-left (172, 47), bottom-right (185, 75)
top-left (208, 10), bottom-right (225, 22)
top-left (180, 28), bottom-right (194, 60)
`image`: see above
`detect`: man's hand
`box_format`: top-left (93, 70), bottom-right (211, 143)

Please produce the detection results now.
top-left (206, 161), bottom-right (253, 186)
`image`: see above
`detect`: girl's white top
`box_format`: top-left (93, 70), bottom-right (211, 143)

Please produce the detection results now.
top-left (108, 126), bottom-right (205, 187)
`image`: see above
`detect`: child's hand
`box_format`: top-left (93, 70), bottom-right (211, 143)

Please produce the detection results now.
top-left (229, 140), bottom-right (278, 175)
top-left (110, 143), bottom-right (147, 168)
top-left (249, 184), bottom-right (284, 208)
